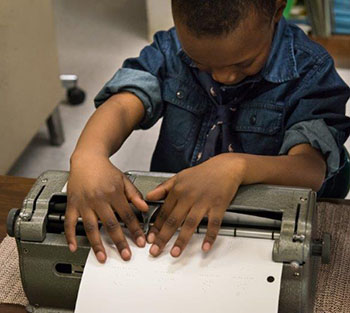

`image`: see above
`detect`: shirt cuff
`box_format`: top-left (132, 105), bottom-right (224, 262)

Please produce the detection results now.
top-left (94, 68), bottom-right (163, 129)
top-left (279, 119), bottom-right (340, 179)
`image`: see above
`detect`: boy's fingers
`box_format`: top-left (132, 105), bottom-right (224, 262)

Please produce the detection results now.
top-left (147, 226), bottom-right (159, 244)
top-left (202, 210), bottom-right (224, 252)
top-left (171, 208), bottom-right (206, 257)
top-left (64, 206), bottom-right (80, 252)
top-left (112, 195), bottom-right (146, 248)
top-left (123, 176), bottom-right (149, 212)
top-left (149, 203), bottom-right (189, 257)
top-left (97, 206), bottom-right (132, 261)
top-left (146, 176), bottom-right (176, 201)
top-left (147, 193), bottom-right (177, 243)
top-left (81, 210), bottom-right (107, 263)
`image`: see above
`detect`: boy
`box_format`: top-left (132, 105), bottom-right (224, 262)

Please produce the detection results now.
top-left (65, 0), bottom-right (350, 263)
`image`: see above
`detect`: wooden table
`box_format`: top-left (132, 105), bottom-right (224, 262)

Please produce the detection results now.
top-left (0, 175), bottom-right (34, 313)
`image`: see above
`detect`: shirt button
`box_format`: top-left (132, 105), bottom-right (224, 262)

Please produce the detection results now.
top-left (210, 87), bottom-right (217, 97)
top-left (250, 115), bottom-right (257, 125)
top-left (176, 90), bottom-right (184, 99)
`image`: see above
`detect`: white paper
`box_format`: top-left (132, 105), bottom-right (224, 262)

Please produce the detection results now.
top-left (62, 182), bottom-right (67, 193)
top-left (75, 230), bottom-right (282, 313)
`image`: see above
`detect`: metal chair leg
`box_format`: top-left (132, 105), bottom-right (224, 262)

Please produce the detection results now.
top-left (46, 106), bottom-right (65, 146)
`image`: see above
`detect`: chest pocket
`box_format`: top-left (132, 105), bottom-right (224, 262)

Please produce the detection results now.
top-left (161, 77), bottom-right (209, 150)
top-left (233, 101), bottom-right (285, 155)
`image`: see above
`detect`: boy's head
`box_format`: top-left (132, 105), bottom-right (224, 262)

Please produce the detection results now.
top-left (172, 0), bottom-right (286, 85)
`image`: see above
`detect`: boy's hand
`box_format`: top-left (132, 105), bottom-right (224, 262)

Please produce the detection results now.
top-left (65, 154), bottom-right (149, 263)
top-left (146, 154), bottom-right (246, 258)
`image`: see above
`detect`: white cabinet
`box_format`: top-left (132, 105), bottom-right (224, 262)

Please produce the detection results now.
top-left (0, 0), bottom-right (63, 174)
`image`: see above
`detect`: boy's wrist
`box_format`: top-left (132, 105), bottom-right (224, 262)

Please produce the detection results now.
top-left (70, 149), bottom-right (109, 167)
top-left (213, 153), bottom-right (248, 184)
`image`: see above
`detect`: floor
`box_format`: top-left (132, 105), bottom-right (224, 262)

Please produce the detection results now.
top-left (8, 0), bottom-right (350, 196)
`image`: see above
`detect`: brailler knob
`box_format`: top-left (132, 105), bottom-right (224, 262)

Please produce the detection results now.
top-left (322, 233), bottom-right (331, 264)
top-left (312, 233), bottom-right (331, 264)
top-left (7, 208), bottom-right (20, 237)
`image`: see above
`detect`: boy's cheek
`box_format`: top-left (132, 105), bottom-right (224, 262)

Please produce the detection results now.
top-left (241, 62), bottom-right (266, 78)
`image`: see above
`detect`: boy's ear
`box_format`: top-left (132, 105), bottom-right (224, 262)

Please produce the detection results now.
top-left (274, 0), bottom-right (287, 23)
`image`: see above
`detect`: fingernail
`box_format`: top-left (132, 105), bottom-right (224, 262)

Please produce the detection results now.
top-left (171, 246), bottom-right (181, 257)
top-left (96, 251), bottom-right (106, 263)
top-left (137, 236), bottom-right (146, 247)
top-left (121, 249), bottom-right (131, 260)
top-left (150, 244), bottom-right (160, 256)
top-left (147, 233), bottom-right (155, 243)
top-left (202, 242), bottom-right (211, 252)
top-left (69, 243), bottom-right (75, 252)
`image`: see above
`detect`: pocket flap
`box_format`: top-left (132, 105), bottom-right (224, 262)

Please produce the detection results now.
top-left (234, 101), bottom-right (284, 135)
top-left (162, 78), bottom-right (209, 115)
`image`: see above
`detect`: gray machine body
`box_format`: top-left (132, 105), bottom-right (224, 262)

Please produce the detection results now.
top-left (7, 170), bottom-right (329, 313)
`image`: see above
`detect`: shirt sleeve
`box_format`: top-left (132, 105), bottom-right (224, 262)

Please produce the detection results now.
top-left (94, 31), bottom-right (169, 130)
top-left (279, 119), bottom-right (341, 178)
top-left (280, 55), bottom-right (350, 180)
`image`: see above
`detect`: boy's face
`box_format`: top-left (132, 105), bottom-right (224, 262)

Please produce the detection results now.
top-left (174, 4), bottom-right (285, 85)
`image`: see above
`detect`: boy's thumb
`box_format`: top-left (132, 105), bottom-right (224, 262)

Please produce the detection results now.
top-left (146, 177), bottom-right (175, 201)
top-left (123, 176), bottom-right (149, 212)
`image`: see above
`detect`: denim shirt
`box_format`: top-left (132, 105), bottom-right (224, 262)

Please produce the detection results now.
top-left (95, 18), bottom-right (350, 195)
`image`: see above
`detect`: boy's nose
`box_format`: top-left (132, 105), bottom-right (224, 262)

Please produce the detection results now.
top-left (211, 70), bottom-right (240, 85)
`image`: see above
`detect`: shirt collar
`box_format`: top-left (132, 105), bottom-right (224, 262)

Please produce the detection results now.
top-left (177, 17), bottom-right (299, 84)
top-left (177, 47), bottom-right (197, 68)
top-left (174, 28), bottom-right (197, 67)
top-left (261, 17), bottom-right (299, 83)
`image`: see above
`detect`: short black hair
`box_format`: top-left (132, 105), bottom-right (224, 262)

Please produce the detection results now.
top-left (172, 0), bottom-right (278, 37)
